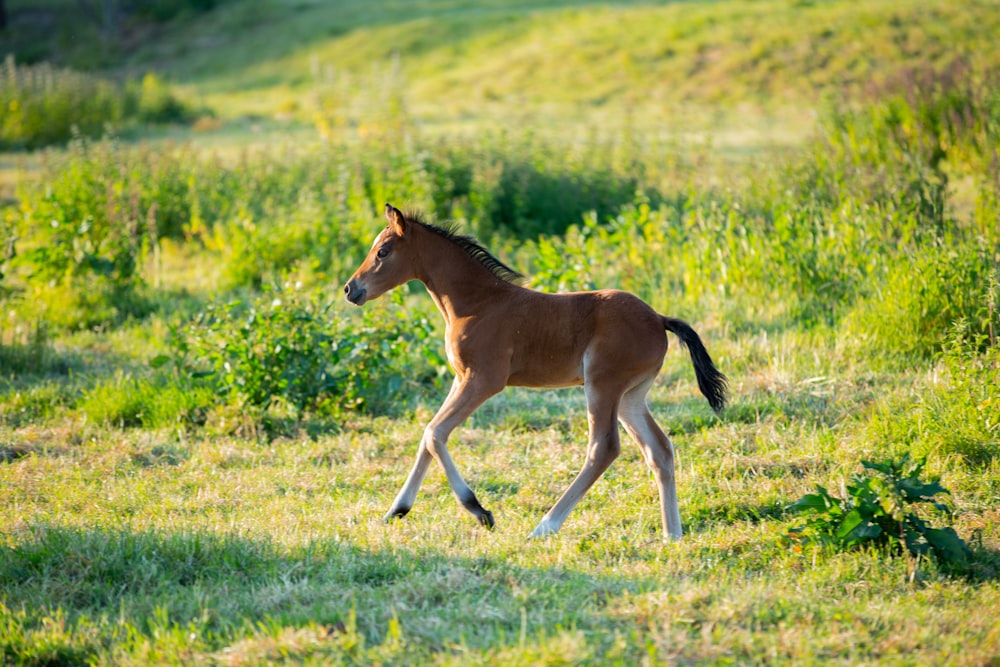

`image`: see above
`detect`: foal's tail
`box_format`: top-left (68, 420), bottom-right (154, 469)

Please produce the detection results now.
top-left (662, 316), bottom-right (729, 413)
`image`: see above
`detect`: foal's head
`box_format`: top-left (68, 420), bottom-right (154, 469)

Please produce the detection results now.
top-left (344, 204), bottom-right (418, 306)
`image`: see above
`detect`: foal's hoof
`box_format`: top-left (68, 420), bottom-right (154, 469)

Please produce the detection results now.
top-left (528, 519), bottom-right (558, 539)
top-left (383, 506), bottom-right (410, 522)
top-left (478, 510), bottom-right (495, 530)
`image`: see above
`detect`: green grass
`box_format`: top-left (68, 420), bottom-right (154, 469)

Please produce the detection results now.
top-left (2, 361), bottom-right (998, 664)
top-left (1, 0), bottom-right (1000, 663)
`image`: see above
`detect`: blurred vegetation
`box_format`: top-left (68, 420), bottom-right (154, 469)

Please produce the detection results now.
top-left (0, 57), bottom-right (199, 149)
top-left (5, 0), bottom-right (1000, 132)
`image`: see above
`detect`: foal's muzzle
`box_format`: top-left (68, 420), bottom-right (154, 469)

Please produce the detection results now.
top-left (344, 280), bottom-right (367, 305)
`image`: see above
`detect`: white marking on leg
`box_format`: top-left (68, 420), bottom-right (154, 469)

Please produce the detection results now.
top-left (620, 381), bottom-right (683, 540)
top-left (528, 517), bottom-right (561, 539)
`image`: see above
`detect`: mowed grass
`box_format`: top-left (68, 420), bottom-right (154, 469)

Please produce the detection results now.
top-left (2, 323), bottom-right (999, 664)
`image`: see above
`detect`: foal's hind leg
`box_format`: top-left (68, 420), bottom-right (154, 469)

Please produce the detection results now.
top-left (529, 381), bottom-right (623, 538)
top-left (618, 379), bottom-right (683, 539)
top-left (385, 374), bottom-right (501, 528)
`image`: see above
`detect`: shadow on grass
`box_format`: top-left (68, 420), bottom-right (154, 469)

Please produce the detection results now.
top-left (3, 517), bottom-right (997, 663)
top-left (0, 524), bottom-right (650, 665)
top-left (0, 339), bottom-right (90, 429)
top-left (0, 338), bottom-right (80, 380)
top-left (686, 500), bottom-right (789, 531)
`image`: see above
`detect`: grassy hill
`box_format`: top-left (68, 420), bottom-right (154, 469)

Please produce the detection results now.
top-left (5, 0), bottom-right (1000, 134)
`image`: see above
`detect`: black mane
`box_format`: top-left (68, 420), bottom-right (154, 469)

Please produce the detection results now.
top-left (408, 211), bottom-right (524, 284)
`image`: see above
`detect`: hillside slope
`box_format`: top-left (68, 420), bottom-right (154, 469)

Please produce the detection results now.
top-left (154, 0), bottom-right (1000, 127)
top-left (5, 0), bottom-right (998, 132)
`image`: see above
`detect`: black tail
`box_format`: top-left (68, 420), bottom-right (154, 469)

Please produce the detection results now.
top-left (662, 316), bottom-right (728, 413)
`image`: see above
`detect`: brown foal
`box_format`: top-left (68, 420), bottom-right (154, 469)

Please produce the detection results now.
top-left (345, 204), bottom-right (727, 539)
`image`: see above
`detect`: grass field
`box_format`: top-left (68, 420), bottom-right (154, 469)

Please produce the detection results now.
top-left (2, 0), bottom-right (1000, 664)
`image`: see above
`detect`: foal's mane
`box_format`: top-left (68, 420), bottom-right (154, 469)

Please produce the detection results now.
top-left (407, 210), bottom-right (524, 285)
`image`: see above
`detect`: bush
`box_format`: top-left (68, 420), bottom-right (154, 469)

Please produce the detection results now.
top-left (128, 73), bottom-right (192, 124)
top-left (13, 138), bottom-right (161, 329)
top-left (0, 57), bottom-right (123, 150)
top-left (162, 286), bottom-right (447, 417)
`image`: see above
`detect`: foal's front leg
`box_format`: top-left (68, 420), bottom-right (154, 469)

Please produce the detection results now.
top-left (384, 375), bottom-right (500, 528)
top-left (383, 380), bottom-right (459, 522)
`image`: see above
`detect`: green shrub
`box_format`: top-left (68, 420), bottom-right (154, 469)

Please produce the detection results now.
top-left (789, 454), bottom-right (971, 568)
top-left (13, 138), bottom-right (161, 329)
top-left (0, 57), bottom-right (123, 150)
top-left (462, 133), bottom-right (648, 239)
top-left (128, 73), bottom-right (192, 124)
top-left (163, 286), bottom-right (447, 417)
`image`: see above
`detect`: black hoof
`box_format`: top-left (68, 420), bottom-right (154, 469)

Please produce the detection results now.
top-left (384, 506), bottom-right (410, 523)
top-left (478, 510), bottom-right (495, 530)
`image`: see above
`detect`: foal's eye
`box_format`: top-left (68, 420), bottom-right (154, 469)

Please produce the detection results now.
top-left (376, 245), bottom-right (391, 259)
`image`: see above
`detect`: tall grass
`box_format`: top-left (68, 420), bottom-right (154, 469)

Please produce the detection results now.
top-left (0, 57), bottom-right (195, 150)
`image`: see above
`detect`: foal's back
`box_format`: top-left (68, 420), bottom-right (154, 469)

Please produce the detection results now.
top-left (463, 285), bottom-right (669, 391)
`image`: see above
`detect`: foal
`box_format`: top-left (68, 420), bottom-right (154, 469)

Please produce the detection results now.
top-left (345, 204), bottom-right (727, 539)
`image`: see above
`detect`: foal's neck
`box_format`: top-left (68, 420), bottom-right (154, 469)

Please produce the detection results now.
top-left (415, 227), bottom-right (514, 324)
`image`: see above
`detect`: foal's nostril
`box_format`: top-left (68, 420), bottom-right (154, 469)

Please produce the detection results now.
top-left (344, 280), bottom-right (366, 305)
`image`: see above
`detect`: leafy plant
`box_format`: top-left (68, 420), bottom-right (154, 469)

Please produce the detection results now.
top-left (160, 286), bottom-right (447, 417)
top-left (789, 454), bottom-right (971, 567)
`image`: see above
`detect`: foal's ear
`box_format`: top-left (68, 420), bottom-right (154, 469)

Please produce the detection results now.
top-left (384, 203), bottom-right (406, 234)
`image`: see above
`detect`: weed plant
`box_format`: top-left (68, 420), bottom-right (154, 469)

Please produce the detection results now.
top-left (789, 453), bottom-right (971, 568)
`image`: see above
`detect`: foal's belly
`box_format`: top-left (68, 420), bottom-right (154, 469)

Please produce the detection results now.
top-left (507, 362), bottom-right (585, 389)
